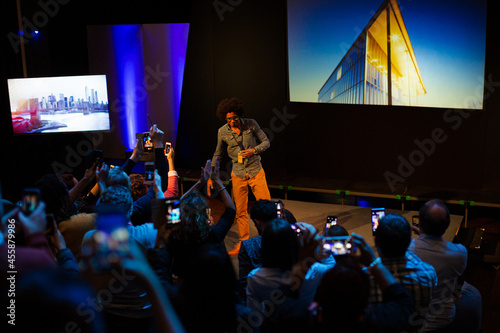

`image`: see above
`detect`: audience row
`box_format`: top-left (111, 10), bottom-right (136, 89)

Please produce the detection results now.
top-left (0, 124), bottom-right (480, 333)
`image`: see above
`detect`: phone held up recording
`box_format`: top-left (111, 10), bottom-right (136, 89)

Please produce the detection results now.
top-left (371, 208), bottom-right (385, 235)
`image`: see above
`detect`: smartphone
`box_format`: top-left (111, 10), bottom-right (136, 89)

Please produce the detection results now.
top-left (273, 200), bottom-right (286, 220)
top-left (144, 162), bottom-right (155, 185)
top-left (290, 224), bottom-right (302, 236)
top-left (164, 142), bottom-right (171, 154)
top-left (165, 199), bottom-right (181, 225)
top-left (91, 211), bottom-right (129, 272)
top-left (371, 208), bottom-right (385, 235)
top-left (412, 215), bottom-right (419, 233)
top-left (151, 198), bottom-right (182, 228)
top-left (412, 215), bottom-right (419, 227)
top-left (321, 236), bottom-right (355, 256)
top-left (46, 213), bottom-right (56, 235)
top-left (89, 150), bottom-right (103, 168)
top-left (136, 132), bottom-right (153, 153)
top-left (22, 188), bottom-right (40, 216)
top-left (326, 215), bottom-right (338, 229)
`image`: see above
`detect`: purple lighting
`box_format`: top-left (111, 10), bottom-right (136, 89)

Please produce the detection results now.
top-left (112, 25), bottom-right (145, 150)
top-left (111, 24), bottom-right (189, 150)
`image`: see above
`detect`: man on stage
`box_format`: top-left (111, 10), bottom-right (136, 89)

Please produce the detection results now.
top-left (209, 97), bottom-right (271, 255)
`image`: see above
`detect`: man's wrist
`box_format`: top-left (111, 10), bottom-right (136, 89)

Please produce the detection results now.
top-left (80, 176), bottom-right (92, 183)
top-left (363, 257), bottom-right (382, 272)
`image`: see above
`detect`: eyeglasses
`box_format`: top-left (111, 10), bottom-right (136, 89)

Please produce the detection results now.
top-left (226, 116), bottom-right (239, 122)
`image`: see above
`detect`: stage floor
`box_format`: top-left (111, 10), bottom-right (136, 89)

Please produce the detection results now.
top-left (222, 199), bottom-right (463, 278)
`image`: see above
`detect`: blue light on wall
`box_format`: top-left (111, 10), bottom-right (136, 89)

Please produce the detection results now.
top-left (357, 200), bottom-right (370, 208)
top-left (112, 25), bottom-right (145, 150)
top-left (111, 24), bottom-right (189, 151)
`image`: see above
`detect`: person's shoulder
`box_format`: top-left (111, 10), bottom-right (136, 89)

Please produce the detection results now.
top-left (129, 222), bottom-right (156, 233)
top-left (242, 236), bottom-right (261, 246)
top-left (217, 123), bottom-right (230, 132)
top-left (82, 229), bottom-right (97, 245)
top-left (247, 266), bottom-right (260, 279)
top-left (445, 240), bottom-right (468, 257)
top-left (241, 236), bottom-right (261, 251)
top-left (244, 118), bottom-right (259, 126)
top-left (407, 251), bottom-right (437, 274)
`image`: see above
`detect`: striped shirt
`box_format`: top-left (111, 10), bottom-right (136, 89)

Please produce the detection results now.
top-left (368, 250), bottom-right (437, 333)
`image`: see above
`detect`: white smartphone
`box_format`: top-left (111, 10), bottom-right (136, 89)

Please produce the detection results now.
top-left (164, 142), bottom-right (172, 154)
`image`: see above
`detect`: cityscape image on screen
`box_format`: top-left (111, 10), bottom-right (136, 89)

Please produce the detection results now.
top-left (8, 75), bottom-right (110, 134)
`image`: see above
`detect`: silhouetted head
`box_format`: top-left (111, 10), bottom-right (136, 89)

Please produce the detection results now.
top-left (261, 218), bottom-right (299, 271)
top-left (35, 173), bottom-right (71, 222)
top-left (13, 269), bottom-right (105, 332)
top-left (375, 213), bottom-right (411, 258)
top-left (419, 199), bottom-right (450, 237)
top-left (129, 173), bottom-right (148, 201)
top-left (175, 191), bottom-right (210, 244)
top-left (97, 185), bottom-right (133, 219)
top-left (324, 224), bottom-right (349, 238)
top-left (314, 257), bottom-right (369, 332)
top-left (105, 167), bottom-right (131, 191)
top-left (250, 199), bottom-right (277, 235)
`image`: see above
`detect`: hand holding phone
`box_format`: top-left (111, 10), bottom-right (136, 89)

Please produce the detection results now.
top-left (321, 236), bottom-right (355, 256)
top-left (144, 162), bottom-right (155, 185)
top-left (22, 188), bottom-right (40, 216)
top-left (164, 142), bottom-right (171, 155)
top-left (151, 198), bottom-right (182, 229)
top-left (136, 132), bottom-right (153, 153)
top-left (272, 200), bottom-right (286, 220)
top-left (411, 215), bottom-right (421, 235)
top-left (290, 224), bottom-right (302, 236)
top-left (90, 212), bottom-right (130, 272)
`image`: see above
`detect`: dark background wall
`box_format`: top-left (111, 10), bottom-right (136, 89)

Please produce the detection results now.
top-left (1, 0), bottom-right (499, 204)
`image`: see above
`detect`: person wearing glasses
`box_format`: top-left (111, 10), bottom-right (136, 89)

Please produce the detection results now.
top-left (208, 97), bottom-right (271, 255)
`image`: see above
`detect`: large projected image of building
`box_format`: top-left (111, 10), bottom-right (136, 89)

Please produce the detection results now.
top-left (318, 0), bottom-right (425, 106)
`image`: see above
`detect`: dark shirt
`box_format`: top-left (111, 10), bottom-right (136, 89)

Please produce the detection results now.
top-left (212, 118), bottom-right (270, 179)
top-left (364, 283), bottom-right (414, 333)
top-left (238, 236), bottom-right (262, 278)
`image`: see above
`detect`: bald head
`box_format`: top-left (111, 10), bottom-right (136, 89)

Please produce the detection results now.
top-left (419, 199), bottom-right (450, 237)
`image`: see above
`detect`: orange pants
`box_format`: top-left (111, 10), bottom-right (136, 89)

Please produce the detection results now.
top-left (231, 168), bottom-right (271, 242)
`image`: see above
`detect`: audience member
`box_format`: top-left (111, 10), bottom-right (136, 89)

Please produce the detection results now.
top-left (0, 203), bottom-right (79, 288)
top-left (371, 213), bottom-right (437, 332)
top-left (81, 185), bottom-right (158, 332)
top-left (239, 200), bottom-right (298, 279)
top-left (409, 199), bottom-right (468, 332)
top-left (312, 232), bottom-right (414, 333)
top-left (158, 158), bottom-right (236, 280)
top-left (238, 199), bottom-right (277, 278)
top-left (9, 268), bottom-right (105, 333)
top-left (82, 229), bottom-right (185, 333)
top-left (36, 170), bottom-right (103, 259)
top-left (109, 125), bottom-right (178, 225)
top-left (246, 219), bottom-right (327, 332)
top-left (148, 240), bottom-right (240, 332)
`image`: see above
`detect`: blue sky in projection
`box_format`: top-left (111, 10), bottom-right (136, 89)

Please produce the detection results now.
top-left (287, 0), bottom-right (487, 109)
